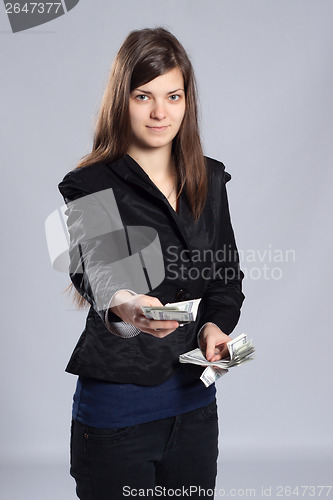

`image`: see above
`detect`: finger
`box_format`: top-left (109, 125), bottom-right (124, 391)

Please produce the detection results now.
top-left (134, 313), bottom-right (178, 328)
top-left (135, 298), bottom-right (163, 316)
top-left (210, 343), bottom-right (229, 362)
top-left (148, 320), bottom-right (179, 330)
top-left (143, 296), bottom-right (164, 307)
top-left (209, 347), bottom-right (224, 362)
top-left (146, 328), bottom-right (177, 338)
top-left (219, 343), bottom-right (230, 359)
top-left (205, 336), bottom-right (218, 362)
top-left (210, 352), bottom-right (222, 362)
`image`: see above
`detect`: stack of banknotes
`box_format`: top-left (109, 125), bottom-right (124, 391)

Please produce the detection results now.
top-left (142, 298), bottom-right (202, 324)
top-left (179, 333), bottom-right (255, 387)
top-left (141, 300), bottom-right (254, 387)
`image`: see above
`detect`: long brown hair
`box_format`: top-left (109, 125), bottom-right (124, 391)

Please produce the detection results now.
top-left (70, 27), bottom-right (208, 307)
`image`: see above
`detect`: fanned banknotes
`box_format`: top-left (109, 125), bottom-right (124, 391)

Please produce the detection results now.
top-left (179, 333), bottom-right (255, 387)
top-left (142, 298), bottom-right (201, 324)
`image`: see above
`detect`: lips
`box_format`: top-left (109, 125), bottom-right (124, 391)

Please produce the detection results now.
top-left (147, 126), bottom-right (169, 132)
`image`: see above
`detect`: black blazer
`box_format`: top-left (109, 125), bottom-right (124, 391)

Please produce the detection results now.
top-left (58, 155), bottom-right (245, 385)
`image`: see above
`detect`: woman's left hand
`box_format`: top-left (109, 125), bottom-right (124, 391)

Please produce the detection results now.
top-left (199, 323), bottom-right (232, 363)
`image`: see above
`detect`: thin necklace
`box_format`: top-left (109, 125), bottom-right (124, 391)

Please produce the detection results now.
top-left (167, 184), bottom-right (175, 200)
top-left (166, 161), bottom-right (177, 200)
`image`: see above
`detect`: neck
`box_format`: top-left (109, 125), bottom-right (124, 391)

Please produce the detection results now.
top-left (127, 144), bottom-right (174, 181)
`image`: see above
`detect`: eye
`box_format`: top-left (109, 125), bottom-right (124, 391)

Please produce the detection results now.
top-left (135, 94), bottom-right (149, 102)
top-left (169, 94), bottom-right (181, 101)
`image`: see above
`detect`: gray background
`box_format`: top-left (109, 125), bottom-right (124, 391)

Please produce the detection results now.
top-left (1, 0), bottom-right (332, 498)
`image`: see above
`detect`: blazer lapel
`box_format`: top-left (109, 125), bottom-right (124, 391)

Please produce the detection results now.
top-left (123, 155), bottom-right (194, 256)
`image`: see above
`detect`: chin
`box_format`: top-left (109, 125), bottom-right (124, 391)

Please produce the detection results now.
top-left (144, 139), bottom-right (172, 149)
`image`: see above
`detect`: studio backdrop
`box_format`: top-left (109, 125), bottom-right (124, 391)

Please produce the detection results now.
top-left (1, 0), bottom-right (332, 496)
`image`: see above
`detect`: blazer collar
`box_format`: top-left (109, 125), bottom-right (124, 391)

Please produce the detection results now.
top-left (120, 154), bottom-right (194, 255)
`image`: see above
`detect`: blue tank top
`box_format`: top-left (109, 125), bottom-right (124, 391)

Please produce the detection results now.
top-left (73, 366), bottom-right (216, 428)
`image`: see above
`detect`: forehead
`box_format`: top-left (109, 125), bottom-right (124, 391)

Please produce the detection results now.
top-left (134, 67), bottom-right (184, 92)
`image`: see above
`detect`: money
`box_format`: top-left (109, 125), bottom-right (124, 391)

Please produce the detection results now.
top-left (179, 333), bottom-right (255, 387)
top-left (200, 366), bottom-right (228, 388)
top-left (227, 333), bottom-right (246, 359)
top-left (142, 298), bottom-right (201, 323)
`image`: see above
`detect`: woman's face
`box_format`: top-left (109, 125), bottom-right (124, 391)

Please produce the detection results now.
top-left (128, 67), bottom-right (186, 153)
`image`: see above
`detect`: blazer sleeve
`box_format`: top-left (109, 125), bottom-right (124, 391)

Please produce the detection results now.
top-left (58, 169), bottom-right (143, 326)
top-left (197, 163), bottom-right (245, 335)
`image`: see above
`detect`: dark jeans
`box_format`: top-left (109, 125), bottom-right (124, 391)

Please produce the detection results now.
top-left (70, 399), bottom-right (219, 499)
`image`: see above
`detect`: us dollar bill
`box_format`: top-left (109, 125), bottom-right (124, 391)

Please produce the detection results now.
top-left (179, 333), bottom-right (255, 386)
top-left (200, 366), bottom-right (229, 388)
top-left (227, 333), bottom-right (247, 360)
top-left (142, 298), bottom-right (201, 323)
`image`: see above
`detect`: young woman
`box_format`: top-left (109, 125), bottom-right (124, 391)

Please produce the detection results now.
top-left (59, 27), bottom-right (244, 499)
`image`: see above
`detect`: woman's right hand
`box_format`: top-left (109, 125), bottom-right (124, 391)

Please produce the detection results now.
top-left (109, 291), bottom-right (179, 338)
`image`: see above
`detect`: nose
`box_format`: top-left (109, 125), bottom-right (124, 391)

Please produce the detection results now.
top-left (150, 100), bottom-right (166, 120)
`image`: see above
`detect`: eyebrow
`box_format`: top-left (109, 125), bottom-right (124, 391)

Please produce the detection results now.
top-left (133, 88), bottom-right (185, 95)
